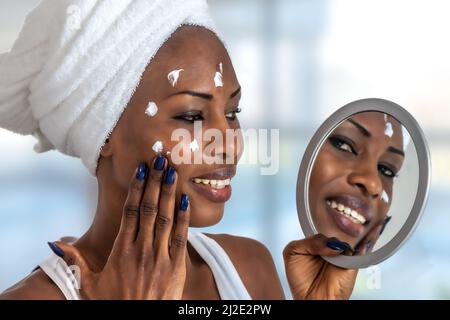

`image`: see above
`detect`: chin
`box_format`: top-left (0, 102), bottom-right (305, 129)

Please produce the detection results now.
top-left (189, 202), bottom-right (225, 227)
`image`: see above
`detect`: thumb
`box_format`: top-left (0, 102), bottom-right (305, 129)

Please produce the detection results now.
top-left (283, 234), bottom-right (354, 260)
top-left (47, 241), bottom-right (91, 277)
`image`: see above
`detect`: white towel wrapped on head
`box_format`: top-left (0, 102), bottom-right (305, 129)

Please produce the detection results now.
top-left (0, 0), bottom-right (217, 175)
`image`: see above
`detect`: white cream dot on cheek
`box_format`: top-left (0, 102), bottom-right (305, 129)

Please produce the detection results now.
top-left (152, 140), bottom-right (163, 153)
top-left (145, 101), bottom-right (158, 117)
top-left (189, 138), bottom-right (199, 152)
top-left (381, 190), bottom-right (390, 203)
top-left (167, 69), bottom-right (184, 87)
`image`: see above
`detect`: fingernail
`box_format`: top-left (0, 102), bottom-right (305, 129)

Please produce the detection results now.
top-left (154, 155), bottom-right (165, 171)
top-left (366, 240), bottom-right (372, 251)
top-left (180, 194), bottom-right (189, 211)
top-left (47, 241), bottom-right (64, 258)
top-left (326, 238), bottom-right (352, 252)
top-left (136, 162), bottom-right (147, 181)
top-left (166, 167), bottom-right (175, 185)
top-left (379, 216), bottom-right (392, 235)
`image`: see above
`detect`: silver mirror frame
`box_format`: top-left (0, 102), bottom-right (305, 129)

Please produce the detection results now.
top-left (296, 98), bottom-right (431, 268)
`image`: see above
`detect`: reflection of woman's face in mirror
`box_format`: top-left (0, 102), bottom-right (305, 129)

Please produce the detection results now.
top-left (309, 112), bottom-right (406, 249)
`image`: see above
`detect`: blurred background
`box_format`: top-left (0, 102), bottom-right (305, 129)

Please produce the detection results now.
top-left (1, 0), bottom-right (450, 299)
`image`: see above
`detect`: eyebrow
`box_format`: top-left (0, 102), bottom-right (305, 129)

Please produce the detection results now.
top-left (168, 90), bottom-right (213, 100)
top-left (387, 146), bottom-right (405, 157)
top-left (168, 86), bottom-right (241, 101)
top-left (347, 119), bottom-right (371, 137)
top-left (230, 86), bottom-right (241, 99)
top-left (347, 119), bottom-right (405, 157)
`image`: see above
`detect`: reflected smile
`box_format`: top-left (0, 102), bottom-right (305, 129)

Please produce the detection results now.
top-left (326, 200), bottom-right (367, 225)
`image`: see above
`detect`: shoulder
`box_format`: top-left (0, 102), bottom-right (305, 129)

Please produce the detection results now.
top-left (0, 268), bottom-right (65, 300)
top-left (204, 233), bottom-right (286, 299)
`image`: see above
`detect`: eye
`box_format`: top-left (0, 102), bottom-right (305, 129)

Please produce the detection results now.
top-left (329, 136), bottom-right (357, 155)
top-left (378, 164), bottom-right (398, 179)
top-left (173, 111), bottom-right (204, 124)
top-left (225, 107), bottom-right (242, 121)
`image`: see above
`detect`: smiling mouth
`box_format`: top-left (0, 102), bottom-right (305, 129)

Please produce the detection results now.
top-left (192, 178), bottom-right (231, 189)
top-left (324, 196), bottom-right (370, 238)
top-left (326, 200), bottom-right (367, 225)
top-left (189, 167), bottom-right (235, 203)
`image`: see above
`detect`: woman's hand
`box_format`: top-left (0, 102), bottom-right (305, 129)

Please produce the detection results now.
top-left (50, 156), bottom-right (190, 299)
top-left (283, 234), bottom-right (358, 300)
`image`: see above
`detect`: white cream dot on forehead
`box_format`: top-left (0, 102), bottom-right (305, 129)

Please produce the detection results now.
top-left (383, 113), bottom-right (394, 138)
top-left (167, 69), bottom-right (184, 87)
top-left (384, 122), bottom-right (394, 138)
top-left (214, 62), bottom-right (223, 87)
top-left (145, 101), bottom-right (158, 117)
top-left (152, 140), bottom-right (163, 153)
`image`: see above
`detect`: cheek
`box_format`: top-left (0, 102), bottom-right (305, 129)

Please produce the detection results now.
top-left (310, 149), bottom-right (347, 196)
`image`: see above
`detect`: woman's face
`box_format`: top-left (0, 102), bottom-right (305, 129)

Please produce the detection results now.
top-left (309, 112), bottom-right (405, 248)
top-left (101, 26), bottom-right (243, 227)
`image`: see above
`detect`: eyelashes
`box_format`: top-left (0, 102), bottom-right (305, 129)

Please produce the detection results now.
top-left (328, 135), bottom-right (399, 179)
top-left (378, 163), bottom-right (398, 178)
top-left (173, 107), bottom-right (241, 124)
top-left (173, 112), bottom-right (203, 123)
top-left (329, 135), bottom-right (357, 155)
top-left (225, 107), bottom-right (241, 120)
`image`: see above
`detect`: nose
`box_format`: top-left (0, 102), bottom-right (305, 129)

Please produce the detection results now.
top-left (347, 158), bottom-right (383, 198)
top-left (203, 113), bottom-right (243, 165)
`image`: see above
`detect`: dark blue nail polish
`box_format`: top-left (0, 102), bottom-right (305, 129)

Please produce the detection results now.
top-left (180, 194), bottom-right (189, 211)
top-left (166, 167), bottom-right (175, 185)
top-left (326, 238), bottom-right (352, 252)
top-left (379, 216), bottom-right (392, 235)
top-left (136, 162), bottom-right (147, 180)
top-left (366, 240), bottom-right (372, 251)
top-left (47, 241), bottom-right (64, 258)
top-left (154, 155), bottom-right (165, 171)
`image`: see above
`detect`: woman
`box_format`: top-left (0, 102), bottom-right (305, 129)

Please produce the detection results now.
top-left (309, 112), bottom-right (406, 254)
top-left (0, 0), bottom-right (357, 300)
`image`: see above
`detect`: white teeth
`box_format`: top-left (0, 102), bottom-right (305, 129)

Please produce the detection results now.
top-left (326, 200), bottom-right (366, 225)
top-left (192, 178), bottom-right (231, 189)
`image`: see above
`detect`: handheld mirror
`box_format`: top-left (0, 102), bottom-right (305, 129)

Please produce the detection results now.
top-left (297, 98), bottom-right (431, 268)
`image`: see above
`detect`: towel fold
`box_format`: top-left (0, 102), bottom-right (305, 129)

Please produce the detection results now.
top-left (0, 0), bottom-right (217, 175)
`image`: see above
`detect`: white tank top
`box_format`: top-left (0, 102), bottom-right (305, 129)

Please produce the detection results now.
top-left (38, 232), bottom-right (252, 300)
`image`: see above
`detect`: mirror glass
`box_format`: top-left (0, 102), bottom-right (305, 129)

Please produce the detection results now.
top-left (308, 111), bottom-right (417, 254)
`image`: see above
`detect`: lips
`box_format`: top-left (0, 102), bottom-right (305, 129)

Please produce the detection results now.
top-left (190, 166), bottom-right (236, 203)
top-left (324, 195), bottom-right (372, 238)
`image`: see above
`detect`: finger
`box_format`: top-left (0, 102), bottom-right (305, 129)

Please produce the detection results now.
top-left (116, 163), bottom-right (147, 246)
top-left (354, 224), bottom-right (383, 256)
top-left (48, 241), bottom-right (92, 282)
top-left (136, 155), bottom-right (166, 250)
top-left (154, 166), bottom-right (177, 255)
top-left (170, 193), bottom-right (190, 262)
top-left (283, 234), bottom-right (352, 260)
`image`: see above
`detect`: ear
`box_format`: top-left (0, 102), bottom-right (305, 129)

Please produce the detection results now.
top-left (100, 138), bottom-right (113, 157)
